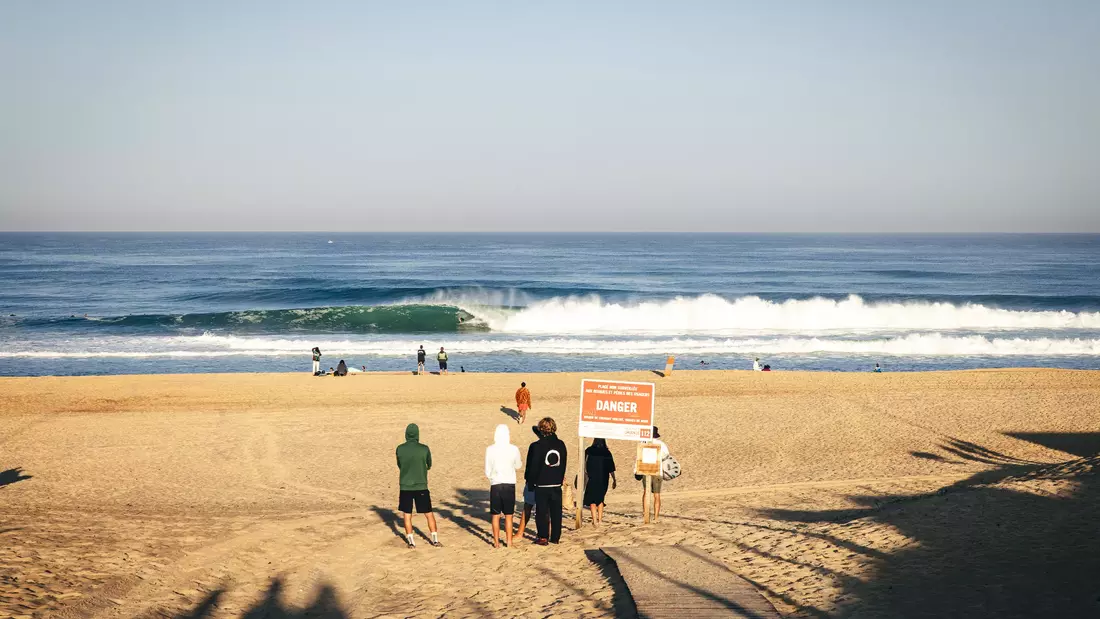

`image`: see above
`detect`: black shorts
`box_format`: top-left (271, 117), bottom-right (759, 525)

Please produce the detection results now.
top-left (439, 361), bottom-right (448, 370)
top-left (398, 489), bottom-right (432, 514)
top-left (489, 483), bottom-right (516, 515)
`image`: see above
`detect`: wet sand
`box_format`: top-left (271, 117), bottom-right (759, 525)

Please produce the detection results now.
top-left (2, 369), bottom-right (1098, 618)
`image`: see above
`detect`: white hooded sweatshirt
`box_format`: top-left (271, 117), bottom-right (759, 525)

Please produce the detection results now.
top-left (485, 424), bottom-right (523, 486)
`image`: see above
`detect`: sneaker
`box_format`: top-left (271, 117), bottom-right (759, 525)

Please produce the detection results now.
top-left (430, 540), bottom-right (443, 548)
top-left (534, 538), bottom-right (549, 546)
top-left (405, 539), bottom-right (416, 549)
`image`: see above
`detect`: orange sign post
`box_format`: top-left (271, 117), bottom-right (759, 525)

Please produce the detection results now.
top-left (576, 379), bottom-right (656, 529)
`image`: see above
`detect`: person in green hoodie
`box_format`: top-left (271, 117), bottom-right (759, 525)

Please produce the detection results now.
top-left (396, 423), bottom-right (442, 548)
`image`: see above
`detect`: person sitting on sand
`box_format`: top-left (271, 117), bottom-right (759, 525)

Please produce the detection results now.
top-left (583, 438), bottom-right (616, 527)
top-left (636, 427), bottom-right (670, 523)
top-left (515, 381), bottom-right (532, 424)
top-left (874, 363), bottom-right (882, 373)
top-left (311, 347), bottom-right (322, 375)
top-left (753, 357), bottom-right (762, 371)
top-left (396, 423), bottom-right (442, 548)
top-left (525, 417), bottom-right (567, 545)
top-left (485, 424), bottom-right (523, 548)
top-left (335, 360), bottom-right (348, 376)
top-left (437, 347), bottom-right (449, 375)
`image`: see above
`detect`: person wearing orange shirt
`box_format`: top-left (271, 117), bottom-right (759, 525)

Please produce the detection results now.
top-left (515, 382), bottom-right (532, 424)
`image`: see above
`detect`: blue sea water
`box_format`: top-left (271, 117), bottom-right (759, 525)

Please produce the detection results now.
top-left (0, 233), bottom-right (1098, 376)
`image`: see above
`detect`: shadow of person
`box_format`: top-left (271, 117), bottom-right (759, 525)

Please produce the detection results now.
top-left (755, 433), bottom-right (1100, 618)
top-left (435, 488), bottom-right (497, 547)
top-left (369, 506), bottom-right (432, 543)
top-left (180, 578), bottom-right (349, 619)
top-left (500, 406), bottom-right (521, 421)
top-left (0, 468), bottom-right (32, 487)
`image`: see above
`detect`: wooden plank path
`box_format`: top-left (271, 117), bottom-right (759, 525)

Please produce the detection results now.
top-left (601, 545), bottom-right (781, 619)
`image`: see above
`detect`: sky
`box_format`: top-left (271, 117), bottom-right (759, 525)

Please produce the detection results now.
top-left (1, 1), bottom-right (1098, 232)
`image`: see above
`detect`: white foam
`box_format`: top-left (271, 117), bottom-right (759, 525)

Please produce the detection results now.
top-left (442, 294), bottom-right (1100, 334)
top-left (4, 333), bottom-right (1099, 357)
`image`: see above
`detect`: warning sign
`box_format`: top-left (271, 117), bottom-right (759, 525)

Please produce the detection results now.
top-left (578, 379), bottom-right (655, 441)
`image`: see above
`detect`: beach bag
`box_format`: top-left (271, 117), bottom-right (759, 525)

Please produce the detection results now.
top-left (661, 453), bottom-right (681, 481)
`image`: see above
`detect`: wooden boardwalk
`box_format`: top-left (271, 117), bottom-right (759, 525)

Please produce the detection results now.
top-left (601, 545), bottom-right (781, 619)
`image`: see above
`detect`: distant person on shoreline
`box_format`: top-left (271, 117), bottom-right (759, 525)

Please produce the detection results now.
top-left (874, 363), bottom-right (883, 373)
top-left (311, 347), bottom-right (322, 375)
top-left (417, 345), bottom-right (426, 375)
top-left (485, 424), bottom-right (522, 548)
top-left (396, 423), bottom-right (441, 548)
top-left (583, 438), bottom-right (616, 528)
top-left (437, 347), bottom-right (449, 375)
top-left (515, 381), bottom-right (532, 425)
top-left (753, 358), bottom-right (762, 371)
top-left (335, 360), bottom-right (348, 376)
top-left (526, 417), bottom-right (567, 545)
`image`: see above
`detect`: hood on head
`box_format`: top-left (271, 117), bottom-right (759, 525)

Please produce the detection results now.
top-left (493, 424), bottom-right (511, 445)
top-left (405, 423), bottom-right (419, 442)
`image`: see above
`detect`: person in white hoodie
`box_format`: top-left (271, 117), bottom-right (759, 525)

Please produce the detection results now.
top-left (485, 424), bottom-right (523, 548)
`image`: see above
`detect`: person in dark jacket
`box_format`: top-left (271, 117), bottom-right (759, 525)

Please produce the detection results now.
top-left (335, 360), bottom-right (348, 376)
top-left (583, 438), bottom-right (617, 527)
top-left (524, 417), bottom-right (567, 545)
top-left (396, 423), bottom-right (441, 548)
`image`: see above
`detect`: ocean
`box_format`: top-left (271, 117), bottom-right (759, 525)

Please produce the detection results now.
top-left (1, 233), bottom-right (1098, 376)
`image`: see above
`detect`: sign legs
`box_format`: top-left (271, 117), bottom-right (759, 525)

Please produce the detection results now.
top-left (575, 435), bottom-right (585, 530)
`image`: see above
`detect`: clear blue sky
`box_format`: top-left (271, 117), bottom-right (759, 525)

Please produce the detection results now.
top-left (1, 1), bottom-right (1098, 232)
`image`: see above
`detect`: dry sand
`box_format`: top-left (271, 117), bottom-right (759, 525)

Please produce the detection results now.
top-left (1, 369), bottom-right (1098, 618)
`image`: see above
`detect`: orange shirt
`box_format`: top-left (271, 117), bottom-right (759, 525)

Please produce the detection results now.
top-left (515, 387), bottom-right (531, 409)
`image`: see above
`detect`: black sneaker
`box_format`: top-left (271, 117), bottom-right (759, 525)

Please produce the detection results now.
top-left (430, 539), bottom-right (443, 548)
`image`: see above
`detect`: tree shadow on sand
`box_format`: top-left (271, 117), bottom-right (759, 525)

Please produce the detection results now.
top-left (0, 468), bottom-right (32, 487)
top-left (177, 577), bottom-right (348, 619)
top-left (754, 432), bottom-right (1100, 618)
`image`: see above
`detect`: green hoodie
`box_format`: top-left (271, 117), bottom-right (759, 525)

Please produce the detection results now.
top-left (396, 423), bottom-right (432, 491)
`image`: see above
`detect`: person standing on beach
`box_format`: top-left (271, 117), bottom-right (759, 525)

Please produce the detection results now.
top-left (437, 347), bottom-right (449, 375)
top-left (515, 381), bottom-right (532, 424)
top-left (525, 417), bottom-right (567, 545)
top-left (516, 425), bottom-right (541, 540)
top-left (583, 438), bottom-right (617, 527)
top-left (485, 424), bottom-right (522, 548)
top-left (311, 347), bottom-right (322, 375)
top-left (636, 426), bottom-right (670, 523)
top-left (417, 345), bottom-right (426, 375)
top-left (396, 423), bottom-right (442, 548)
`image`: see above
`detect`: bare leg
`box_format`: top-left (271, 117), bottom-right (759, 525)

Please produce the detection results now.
top-left (597, 502), bottom-right (605, 525)
top-left (588, 504), bottom-right (598, 527)
top-left (403, 513), bottom-right (414, 536)
top-left (491, 514), bottom-right (501, 548)
top-left (517, 504), bottom-right (532, 539)
top-left (504, 514), bottom-right (514, 547)
top-left (425, 512), bottom-right (438, 533)
top-left (641, 489), bottom-right (648, 520)
top-left (654, 494), bottom-right (661, 523)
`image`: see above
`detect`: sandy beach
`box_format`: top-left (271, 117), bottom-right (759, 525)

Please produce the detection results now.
top-left (2, 369), bottom-right (1098, 618)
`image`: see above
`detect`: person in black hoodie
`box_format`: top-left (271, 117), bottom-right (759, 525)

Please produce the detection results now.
top-left (524, 417), bottom-right (567, 545)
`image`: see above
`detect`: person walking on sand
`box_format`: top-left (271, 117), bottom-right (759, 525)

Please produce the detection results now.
top-left (311, 347), bottom-right (322, 375)
top-left (485, 424), bottom-right (523, 548)
top-left (437, 347), bottom-right (449, 375)
top-left (636, 426), bottom-right (670, 523)
top-left (515, 381), bottom-right (532, 424)
top-left (583, 438), bottom-right (617, 527)
top-left (396, 423), bottom-right (442, 548)
top-left (416, 345), bottom-right (427, 375)
top-left (525, 417), bottom-right (567, 545)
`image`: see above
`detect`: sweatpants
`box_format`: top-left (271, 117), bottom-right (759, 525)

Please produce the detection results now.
top-left (534, 486), bottom-right (563, 543)
top-left (312, 360), bottom-right (320, 374)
